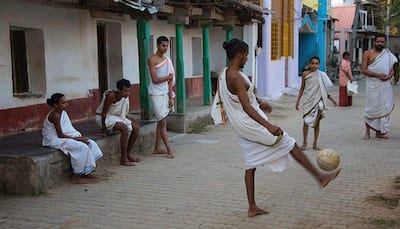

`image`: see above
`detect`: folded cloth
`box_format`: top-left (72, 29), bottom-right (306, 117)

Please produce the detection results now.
top-left (218, 67), bottom-right (296, 171)
top-left (151, 94), bottom-right (170, 121)
top-left (42, 111), bottom-right (103, 175)
top-left (95, 90), bottom-right (132, 131)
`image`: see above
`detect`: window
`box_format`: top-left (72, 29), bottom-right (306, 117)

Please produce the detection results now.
top-left (10, 27), bottom-right (46, 96)
top-left (169, 37), bottom-right (176, 69)
top-left (192, 37), bottom-right (202, 75)
top-left (271, 0), bottom-right (294, 60)
top-left (271, 0), bottom-right (282, 60)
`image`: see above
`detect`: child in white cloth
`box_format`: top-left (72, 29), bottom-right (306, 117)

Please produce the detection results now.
top-left (42, 93), bottom-right (103, 184)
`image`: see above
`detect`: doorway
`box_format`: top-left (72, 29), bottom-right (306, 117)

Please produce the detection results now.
top-left (96, 22), bottom-right (122, 96)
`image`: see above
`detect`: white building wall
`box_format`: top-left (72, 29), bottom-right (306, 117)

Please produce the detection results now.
top-left (120, 17), bottom-right (139, 84)
top-left (150, 20), bottom-right (203, 78)
top-left (0, 1), bottom-right (100, 109)
top-left (257, 0), bottom-right (301, 98)
top-left (289, 0), bottom-right (302, 89)
top-left (243, 23), bottom-right (258, 85)
top-left (0, 0), bottom-right (146, 109)
top-left (209, 26), bottom-right (243, 74)
top-left (0, 1), bottom-right (98, 109)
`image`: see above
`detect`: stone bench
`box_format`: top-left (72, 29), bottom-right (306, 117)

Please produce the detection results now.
top-left (0, 117), bottom-right (156, 195)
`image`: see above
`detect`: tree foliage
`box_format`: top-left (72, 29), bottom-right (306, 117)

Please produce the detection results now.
top-left (390, 0), bottom-right (400, 35)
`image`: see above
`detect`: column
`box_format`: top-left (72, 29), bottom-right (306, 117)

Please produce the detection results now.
top-left (202, 22), bottom-right (211, 105)
top-left (136, 19), bottom-right (152, 120)
top-left (175, 24), bottom-right (186, 113)
top-left (223, 24), bottom-right (234, 64)
top-left (317, 0), bottom-right (327, 71)
top-left (243, 22), bottom-right (258, 87)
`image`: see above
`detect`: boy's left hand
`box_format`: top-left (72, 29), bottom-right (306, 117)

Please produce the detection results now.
top-left (259, 101), bottom-right (272, 114)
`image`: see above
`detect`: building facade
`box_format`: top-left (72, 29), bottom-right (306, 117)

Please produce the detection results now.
top-left (0, 0), bottom-right (265, 136)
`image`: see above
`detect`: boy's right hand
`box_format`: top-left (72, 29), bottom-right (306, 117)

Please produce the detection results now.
top-left (267, 124), bottom-right (283, 136)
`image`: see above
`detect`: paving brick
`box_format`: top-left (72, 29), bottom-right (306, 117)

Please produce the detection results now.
top-left (0, 81), bottom-right (399, 228)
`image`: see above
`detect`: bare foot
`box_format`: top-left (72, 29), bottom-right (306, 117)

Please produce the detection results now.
top-left (248, 206), bottom-right (269, 217)
top-left (300, 144), bottom-right (307, 150)
top-left (320, 169), bottom-right (341, 188)
top-left (120, 160), bottom-right (136, 166)
top-left (71, 175), bottom-right (91, 184)
top-left (375, 134), bottom-right (388, 139)
top-left (313, 145), bottom-right (321, 150)
top-left (166, 152), bottom-right (175, 159)
top-left (153, 149), bottom-right (167, 154)
top-left (128, 156), bottom-right (141, 162)
top-left (362, 135), bottom-right (370, 140)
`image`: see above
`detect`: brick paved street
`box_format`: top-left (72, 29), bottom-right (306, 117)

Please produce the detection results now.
top-left (1, 81), bottom-right (399, 228)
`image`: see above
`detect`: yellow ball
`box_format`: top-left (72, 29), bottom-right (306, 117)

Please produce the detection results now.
top-left (317, 148), bottom-right (340, 171)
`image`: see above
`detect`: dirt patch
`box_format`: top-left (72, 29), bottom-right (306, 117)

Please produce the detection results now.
top-left (364, 176), bottom-right (400, 228)
top-left (92, 168), bottom-right (115, 181)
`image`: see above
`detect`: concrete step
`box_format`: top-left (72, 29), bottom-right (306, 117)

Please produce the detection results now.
top-left (0, 119), bottom-right (156, 195)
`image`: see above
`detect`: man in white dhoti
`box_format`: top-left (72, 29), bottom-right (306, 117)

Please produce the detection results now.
top-left (42, 93), bottom-right (103, 184)
top-left (215, 39), bottom-right (340, 217)
top-left (148, 36), bottom-right (175, 158)
top-left (296, 56), bottom-right (337, 150)
top-left (96, 79), bottom-right (140, 166)
top-left (361, 34), bottom-right (397, 139)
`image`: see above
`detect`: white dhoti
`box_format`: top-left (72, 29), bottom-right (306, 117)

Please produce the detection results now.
top-left (58, 139), bottom-right (103, 174)
top-left (95, 90), bottom-right (132, 132)
top-left (303, 100), bottom-right (325, 128)
top-left (217, 67), bottom-right (296, 171)
top-left (364, 49), bottom-right (397, 134)
top-left (42, 111), bottom-right (103, 175)
top-left (151, 94), bottom-right (170, 121)
top-left (239, 133), bottom-right (295, 170)
top-left (95, 114), bottom-right (132, 132)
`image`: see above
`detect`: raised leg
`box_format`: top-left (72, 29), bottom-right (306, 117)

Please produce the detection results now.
top-left (290, 144), bottom-right (340, 188)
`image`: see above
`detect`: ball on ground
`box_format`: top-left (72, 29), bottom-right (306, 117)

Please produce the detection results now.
top-left (317, 148), bottom-right (340, 171)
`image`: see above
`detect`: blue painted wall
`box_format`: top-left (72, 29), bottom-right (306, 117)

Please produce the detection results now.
top-left (318, 0), bottom-right (327, 71)
top-left (299, 33), bottom-right (318, 73)
top-left (299, 0), bottom-right (328, 73)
